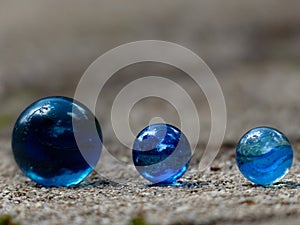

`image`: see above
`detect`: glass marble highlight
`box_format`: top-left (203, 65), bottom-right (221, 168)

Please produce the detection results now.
top-left (236, 127), bottom-right (293, 186)
top-left (12, 96), bottom-right (102, 187)
top-left (132, 123), bottom-right (191, 184)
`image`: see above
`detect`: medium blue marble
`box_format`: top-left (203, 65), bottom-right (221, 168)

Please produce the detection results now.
top-left (132, 123), bottom-right (191, 184)
top-left (12, 96), bottom-right (102, 187)
top-left (236, 127), bottom-right (293, 185)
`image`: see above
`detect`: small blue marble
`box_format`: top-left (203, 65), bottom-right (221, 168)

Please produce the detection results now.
top-left (236, 127), bottom-right (293, 186)
top-left (132, 123), bottom-right (191, 184)
top-left (12, 96), bottom-right (102, 187)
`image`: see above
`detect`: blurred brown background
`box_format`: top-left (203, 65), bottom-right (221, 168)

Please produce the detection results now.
top-left (1, 0), bottom-right (300, 144)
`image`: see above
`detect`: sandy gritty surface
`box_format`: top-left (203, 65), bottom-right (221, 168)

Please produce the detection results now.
top-left (1, 138), bottom-right (300, 225)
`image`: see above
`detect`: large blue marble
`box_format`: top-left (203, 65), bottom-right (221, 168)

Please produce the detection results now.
top-left (12, 96), bottom-right (102, 187)
top-left (236, 127), bottom-right (293, 186)
top-left (132, 123), bottom-right (191, 184)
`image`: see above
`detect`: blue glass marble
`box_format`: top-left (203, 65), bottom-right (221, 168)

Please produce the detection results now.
top-left (12, 96), bottom-right (102, 187)
top-left (132, 123), bottom-right (191, 184)
top-left (236, 127), bottom-right (293, 186)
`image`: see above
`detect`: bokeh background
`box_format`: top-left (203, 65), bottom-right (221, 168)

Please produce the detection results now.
top-left (1, 0), bottom-right (300, 147)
